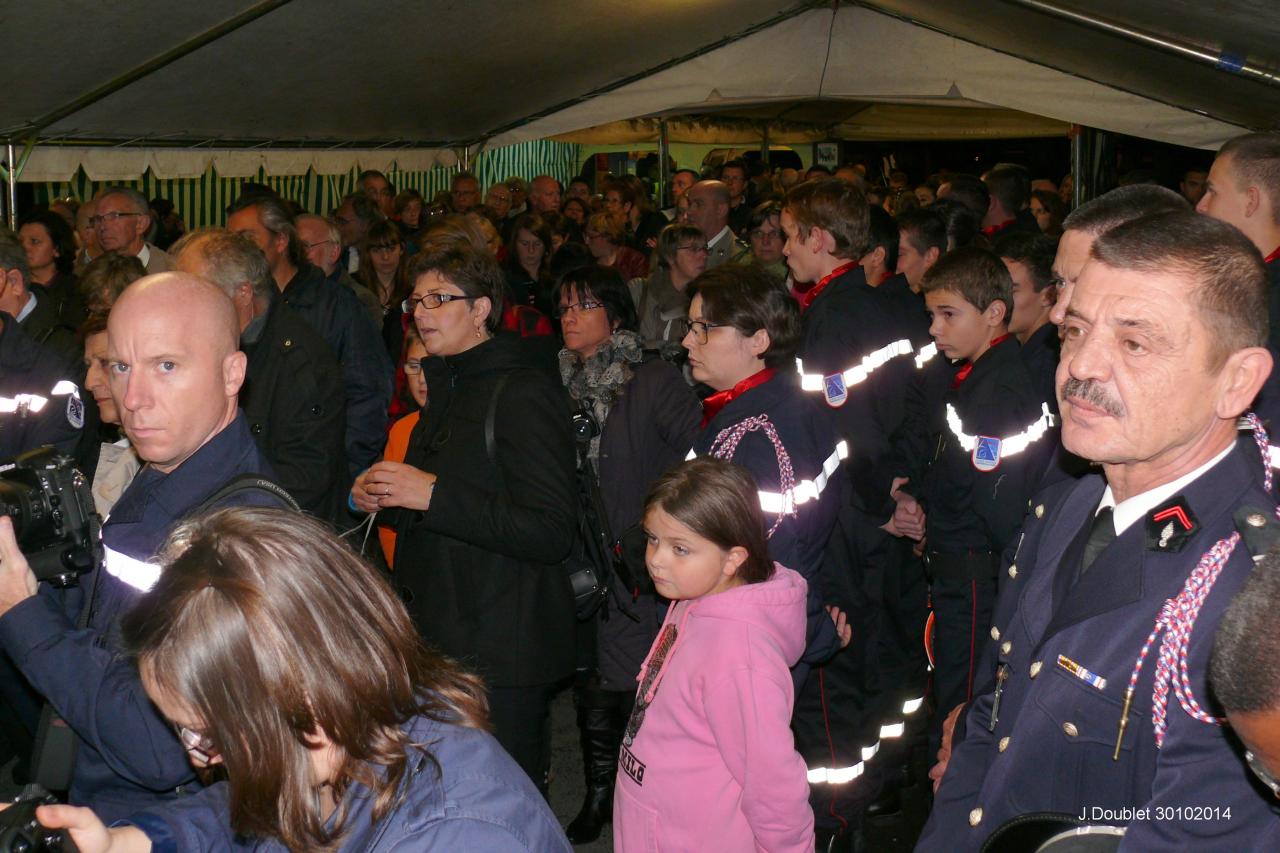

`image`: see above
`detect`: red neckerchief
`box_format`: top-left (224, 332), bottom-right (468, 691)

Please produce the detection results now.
top-left (951, 334), bottom-right (1011, 389)
top-left (799, 261), bottom-right (858, 311)
top-left (876, 270), bottom-right (893, 285)
top-left (702, 368), bottom-right (776, 426)
top-left (980, 218), bottom-right (1016, 238)
top-left (1265, 246), bottom-right (1280, 265)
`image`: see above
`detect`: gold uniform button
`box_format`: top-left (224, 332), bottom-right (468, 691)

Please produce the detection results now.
top-left (1001, 640), bottom-right (1012, 655)
top-left (969, 807), bottom-right (984, 827)
top-left (1008, 564), bottom-right (1018, 579)
top-left (1035, 504), bottom-right (1044, 519)
top-left (1029, 661), bottom-right (1042, 678)
top-left (1063, 722), bottom-right (1079, 737)
top-left (990, 626), bottom-right (1001, 641)
top-left (998, 736), bottom-right (1010, 752)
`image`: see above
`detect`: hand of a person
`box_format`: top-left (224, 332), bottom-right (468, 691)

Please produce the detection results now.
top-left (350, 468), bottom-right (381, 514)
top-left (827, 605), bottom-right (852, 649)
top-left (13, 803), bottom-right (152, 853)
top-left (929, 702), bottom-right (965, 793)
top-left (891, 495), bottom-right (926, 541)
top-left (889, 476), bottom-right (910, 501)
top-left (0, 516), bottom-right (38, 618)
top-left (359, 462), bottom-right (437, 512)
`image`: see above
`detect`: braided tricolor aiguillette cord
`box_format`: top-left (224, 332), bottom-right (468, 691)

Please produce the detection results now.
top-left (1119, 413), bottom-right (1276, 753)
top-left (708, 415), bottom-right (797, 537)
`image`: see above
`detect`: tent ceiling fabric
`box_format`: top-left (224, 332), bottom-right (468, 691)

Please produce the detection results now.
top-left (492, 6), bottom-right (1245, 150)
top-left (861, 0), bottom-right (1280, 132)
top-left (1, 0), bottom-right (803, 146)
top-left (2, 0), bottom-right (1266, 177)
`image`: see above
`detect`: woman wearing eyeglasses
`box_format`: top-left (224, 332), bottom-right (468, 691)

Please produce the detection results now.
top-left (630, 223), bottom-right (708, 351)
top-left (350, 242), bottom-right (578, 799)
top-left (554, 264), bottom-right (701, 843)
top-left (33, 507), bottom-right (572, 852)
top-left (682, 265), bottom-right (848, 680)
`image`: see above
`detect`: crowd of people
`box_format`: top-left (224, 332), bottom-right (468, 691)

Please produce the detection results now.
top-left (1, 134), bottom-right (1280, 853)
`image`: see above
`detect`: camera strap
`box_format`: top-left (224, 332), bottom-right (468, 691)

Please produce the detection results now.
top-left (30, 472), bottom-right (298, 793)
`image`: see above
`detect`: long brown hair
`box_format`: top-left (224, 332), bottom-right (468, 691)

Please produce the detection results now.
top-left (355, 218), bottom-right (410, 308)
top-left (121, 507), bottom-right (488, 852)
top-left (644, 457), bottom-right (774, 584)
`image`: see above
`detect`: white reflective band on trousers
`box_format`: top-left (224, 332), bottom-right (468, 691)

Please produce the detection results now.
top-left (104, 545), bottom-right (162, 593)
top-left (807, 695), bottom-right (926, 785)
top-left (946, 402), bottom-right (1056, 456)
top-left (795, 339), bottom-right (914, 392)
top-left (757, 441), bottom-right (848, 515)
top-left (0, 381), bottom-right (80, 415)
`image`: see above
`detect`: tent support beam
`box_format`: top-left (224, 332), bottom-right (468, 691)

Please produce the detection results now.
top-left (8, 0), bottom-right (295, 138)
top-left (1005, 0), bottom-right (1280, 90)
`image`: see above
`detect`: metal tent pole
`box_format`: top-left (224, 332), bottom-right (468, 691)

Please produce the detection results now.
top-left (5, 142), bottom-right (15, 230)
top-left (659, 119), bottom-right (671, 207)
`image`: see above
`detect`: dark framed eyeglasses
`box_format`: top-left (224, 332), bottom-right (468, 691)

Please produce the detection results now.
top-left (402, 293), bottom-right (480, 312)
top-left (1247, 750), bottom-right (1280, 798)
top-left (554, 299), bottom-right (604, 318)
top-left (676, 242), bottom-right (709, 253)
top-left (175, 724), bottom-right (218, 763)
top-left (681, 318), bottom-right (729, 344)
top-left (89, 211), bottom-right (142, 226)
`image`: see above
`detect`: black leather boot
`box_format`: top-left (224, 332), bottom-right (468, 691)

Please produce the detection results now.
top-left (565, 689), bottom-right (623, 844)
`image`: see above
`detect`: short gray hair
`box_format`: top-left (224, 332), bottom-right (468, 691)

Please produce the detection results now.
top-left (0, 231), bottom-right (30, 285)
top-left (1062, 184), bottom-right (1188, 236)
top-left (296, 213), bottom-right (341, 247)
top-left (172, 228), bottom-right (274, 302)
top-left (228, 194), bottom-right (303, 268)
top-left (95, 186), bottom-right (150, 215)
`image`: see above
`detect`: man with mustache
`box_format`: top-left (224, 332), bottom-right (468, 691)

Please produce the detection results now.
top-left (918, 211), bottom-right (1280, 851)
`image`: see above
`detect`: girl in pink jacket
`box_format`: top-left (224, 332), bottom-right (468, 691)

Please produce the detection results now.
top-left (614, 457), bottom-right (850, 852)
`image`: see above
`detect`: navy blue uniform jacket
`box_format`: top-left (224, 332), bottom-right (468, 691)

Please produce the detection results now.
top-left (918, 446), bottom-right (1280, 851)
top-left (693, 371), bottom-right (843, 665)
top-left (0, 414), bottom-right (275, 823)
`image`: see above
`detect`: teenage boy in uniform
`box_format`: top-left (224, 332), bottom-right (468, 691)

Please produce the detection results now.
top-left (895, 247), bottom-right (1054, 744)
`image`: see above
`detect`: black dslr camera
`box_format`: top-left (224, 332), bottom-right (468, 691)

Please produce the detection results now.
top-left (0, 785), bottom-right (78, 852)
top-left (0, 447), bottom-right (100, 588)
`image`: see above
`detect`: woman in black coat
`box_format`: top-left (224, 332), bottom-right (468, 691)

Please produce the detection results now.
top-left (555, 265), bottom-right (701, 843)
top-left (353, 243), bottom-right (577, 796)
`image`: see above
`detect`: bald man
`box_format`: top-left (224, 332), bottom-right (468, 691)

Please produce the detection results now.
top-left (0, 272), bottom-right (288, 822)
top-left (685, 180), bottom-right (747, 268)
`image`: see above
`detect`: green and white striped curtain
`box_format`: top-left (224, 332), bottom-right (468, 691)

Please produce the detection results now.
top-left (32, 139), bottom-right (580, 228)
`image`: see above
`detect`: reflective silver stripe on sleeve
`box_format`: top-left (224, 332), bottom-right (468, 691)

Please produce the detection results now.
top-left (946, 403), bottom-right (1055, 456)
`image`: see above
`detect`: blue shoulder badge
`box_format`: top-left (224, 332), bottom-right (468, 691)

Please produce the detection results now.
top-left (823, 373), bottom-right (848, 408)
top-left (66, 391), bottom-right (85, 430)
top-left (972, 435), bottom-right (1002, 471)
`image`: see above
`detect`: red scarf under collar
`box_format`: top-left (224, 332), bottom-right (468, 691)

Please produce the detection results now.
top-left (951, 334), bottom-right (1010, 389)
top-left (702, 368), bottom-right (776, 426)
top-left (799, 261), bottom-right (858, 311)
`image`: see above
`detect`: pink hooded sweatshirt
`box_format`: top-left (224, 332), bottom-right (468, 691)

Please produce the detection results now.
top-left (613, 564), bottom-right (814, 853)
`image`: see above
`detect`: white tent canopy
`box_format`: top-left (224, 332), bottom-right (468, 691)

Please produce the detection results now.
top-left (497, 6), bottom-right (1243, 150)
top-left (4, 1), bottom-right (1275, 182)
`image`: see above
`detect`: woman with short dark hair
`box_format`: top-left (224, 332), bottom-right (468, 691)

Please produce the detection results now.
top-left (35, 507), bottom-right (571, 851)
top-left (352, 242), bottom-right (577, 798)
top-left (554, 265), bottom-right (700, 842)
top-left (682, 265), bottom-right (846, 675)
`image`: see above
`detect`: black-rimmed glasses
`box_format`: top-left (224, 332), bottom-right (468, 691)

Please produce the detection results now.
top-left (681, 318), bottom-right (729, 344)
top-left (401, 293), bottom-right (480, 313)
top-left (554, 300), bottom-right (604, 318)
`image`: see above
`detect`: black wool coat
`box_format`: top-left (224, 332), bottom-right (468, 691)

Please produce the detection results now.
top-left (393, 334), bottom-right (578, 687)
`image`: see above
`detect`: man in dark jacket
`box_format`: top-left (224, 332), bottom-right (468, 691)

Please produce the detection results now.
top-left (227, 194), bottom-right (392, 476)
top-left (920, 212), bottom-right (1280, 853)
top-left (174, 230), bottom-right (347, 520)
top-left (0, 273), bottom-right (284, 822)
top-left (0, 312), bottom-right (82, 460)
